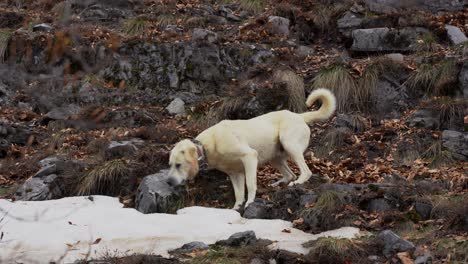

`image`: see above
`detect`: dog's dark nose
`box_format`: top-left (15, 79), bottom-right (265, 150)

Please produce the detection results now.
top-left (167, 177), bottom-right (177, 187)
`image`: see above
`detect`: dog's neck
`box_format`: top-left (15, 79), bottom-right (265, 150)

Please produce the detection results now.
top-left (191, 139), bottom-right (208, 170)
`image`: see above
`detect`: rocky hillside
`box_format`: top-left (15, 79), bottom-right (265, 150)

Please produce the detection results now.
top-left (0, 0), bottom-right (467, 263)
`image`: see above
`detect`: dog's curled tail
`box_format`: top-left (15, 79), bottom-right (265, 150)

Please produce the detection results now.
top-left (301, 88), bottom-right (337, 124)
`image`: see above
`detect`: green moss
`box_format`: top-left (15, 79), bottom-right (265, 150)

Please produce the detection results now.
top-left (368, 184), bottom-right (379, 192)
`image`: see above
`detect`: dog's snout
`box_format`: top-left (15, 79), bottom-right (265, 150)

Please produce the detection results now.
top-left (166, 177), bottom-right (178, 187)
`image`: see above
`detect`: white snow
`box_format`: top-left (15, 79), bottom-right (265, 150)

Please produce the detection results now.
top-left (0, 196), bottom-right (360, 263)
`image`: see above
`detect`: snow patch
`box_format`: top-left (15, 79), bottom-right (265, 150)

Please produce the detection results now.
top-left (0, 196), bottom-right (360, 263)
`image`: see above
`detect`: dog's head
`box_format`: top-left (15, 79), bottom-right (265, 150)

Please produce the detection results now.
top-left (167, 139), bottom-right (200, 186)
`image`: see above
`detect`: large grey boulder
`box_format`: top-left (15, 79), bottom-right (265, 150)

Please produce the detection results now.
top-left (445, 25), bottom-right (468, 45)
top-left (243, 198), bottom-right (273, 219)
top-left (337, 11), bottom-right (363, 37)
top-left (135, 170), bottom-right (187, 214)
top-left (378, 230), bottom-right (415, 257)
top-left (460, 62), bottom-right (468, 98)
top-left (101, 42), bottom-right (255, 102)
top-left (351, 27), bottom-right (429, 52)
top-left (14, 156), bottom-right (82, 201)
top-left (373, 79), bottom-right (410, 119)
top-left (14, 174), bottom-right (61, 201)
top-left (442, 130), bottom-right (468, 160)
top-left (364, 0), bottom-right (464, 14)
top-left (267, 16), bottom-right (290, 37)
top-left (407, 109), bottom-right (439, 129)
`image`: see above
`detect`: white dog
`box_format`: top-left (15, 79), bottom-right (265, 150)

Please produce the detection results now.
top-left (168, 88), bottom-right (337, 209)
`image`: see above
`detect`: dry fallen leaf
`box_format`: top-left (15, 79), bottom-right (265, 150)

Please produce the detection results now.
top-left (397, 252), bottom-right (414, 264)
top-left (282, 228), bottom-right (291, 233)
top-left (92, 238), bottom-right (102, 245)
top-left (293, 218), bottom-right (304, 226)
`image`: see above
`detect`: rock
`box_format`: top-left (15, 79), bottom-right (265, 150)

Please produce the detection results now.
top-left (295, 46), bottom-right (314, 58)
top-left (299, 192), bottom-right (318, 207)
top-left (217, 231), bottom-right (257, 246)
top-left (414, 252), bottom-right (433, 264)
top-left (102, 42), bottom-right (252, 102)
top-left (243, 199), bottom-right (273, 219)
top-left (374, 79), bottom-right (410, 119)
top-left (14, 174), bottom-right (61, 201)
top-left (192, 28), bottom-right (218, 44)
top-left (415, 202), bottom-right (432, 220)
top-left (105, 140), bottom-right (139, 159)
top-left (250, 258), bottom-right (265, 264)
top-left (0, 81), bottom-right (12, 106)
top-left (251, 50), bottom-right (274, 64)
top-left (14, 156), bottom-right (83, 201)
top-left (32, 23), bottom-right (54, 33)
top-left (407, 109), bottom-right (439, 129)
top-left (169, 241), bottom-right (208, 255)
top-left (445, 25), bottom-right (468, 45)
top-left (378, 230), bottom-right (415, 257)
top-left (368, 198), bottom-right (392, 213)
top-left (386, 53), bottom-right (404, 63)
top-left (219, 6), bottom-right (241, 22)
top-left (135, 170), bottom-right (186, 214)
top-left (0, 121), bottom-right (34, 147)
top-left (166, 98), bottom-right (186, 116)
top-left (442, 130), bottom-right (468, 160)
top-left (267, 16), bottom-right (290, 37)
top-left (351, 27), bottom-right (429, 52)
top-left (459, 62), bottom-right (468, 98)
top-left (43, 104), bottom-right (81, 124)
top-left (334, 114), bottom-right (367, 132)
top-left (79, 2), bottom-right (134, 22)
top-left (337, 11), bottom-right (363, 37)
top-left (364, 0), bottom-right (464, 14)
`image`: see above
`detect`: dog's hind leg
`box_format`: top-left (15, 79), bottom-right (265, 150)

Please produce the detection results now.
top-left (229, 172), bottom-right (245, 210)
top-left (270, 158), bottom-right (296, 187)
top-left (279, 125), bottom-right (313, 186)
top-left (241, 148), bottom-right (258, 208)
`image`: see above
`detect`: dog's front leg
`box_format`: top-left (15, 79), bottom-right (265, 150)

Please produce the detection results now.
top-left (228, 173), bottom-right (245, 210)
top-left (241, 149), bottom-right (258, 208)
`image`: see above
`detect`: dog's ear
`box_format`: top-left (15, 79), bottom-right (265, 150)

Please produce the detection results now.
top-left (184, 146), bottom-right (197, 161)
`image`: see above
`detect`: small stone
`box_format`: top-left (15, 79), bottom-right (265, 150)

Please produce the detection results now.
top-left (295, 46), bottom-right (314, 58)
top-left (217, 231), bottom-right (257, 246)
top-left (414, 202), bottom-right (432, 220)
top-left (378, 230), bottom-right (415, 257)
top-left (105, 140), bottom-right (138, 159)
top-left (442, 130), bottom-right (468, 160)
top-left (43, 104), bottom-right (81, 124)
top-left (414, 252), bottom-right (433, 264)
top-left (243, 199), bottom-right (272, 219)
top-left (169, 241), bottom-right (208, 255)
top-left (445, 25), bottom-right (468, 45)
top-left (192, 28), bottom-right (218, 44)
top-left (386, 53), bottom-right (404, 63)
top-left (166, 98), bottom-right (185, 116)
top-left (266, 16), bottom-right (290, 37)
top-left (32, 23), bottom-right (54, 33)
top-left (250, 258), bottom-right (264, 264)
top-left (299, 192), bottom-right (318, 207)
top-left (368, 198), bottom-right (392, 213)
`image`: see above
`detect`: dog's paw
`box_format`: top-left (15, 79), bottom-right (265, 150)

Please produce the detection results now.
top-left (288, 180), bottom-right (304, 187)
